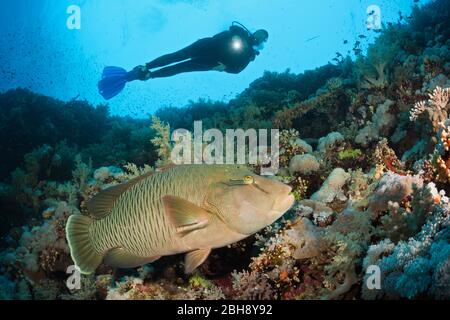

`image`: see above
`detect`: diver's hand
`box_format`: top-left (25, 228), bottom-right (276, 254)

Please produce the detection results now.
top-left (127, 65), bottom-right (152, 81)
top-left (212, 63), bottom-right (227, 72)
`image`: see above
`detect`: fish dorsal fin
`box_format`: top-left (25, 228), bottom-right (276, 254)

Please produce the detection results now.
top-left (185, 248), bottom-right (211, 274)
top-left (87, 172), bottom-right (153, 219)
top-left (162, 195), bottom-right (210, 236)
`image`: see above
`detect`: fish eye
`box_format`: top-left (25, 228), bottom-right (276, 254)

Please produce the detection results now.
top-left (243, 175), bottom-right (254, 184)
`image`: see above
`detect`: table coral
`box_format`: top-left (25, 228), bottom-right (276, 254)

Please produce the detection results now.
top-left (1, 0), bottom-right (450, 301)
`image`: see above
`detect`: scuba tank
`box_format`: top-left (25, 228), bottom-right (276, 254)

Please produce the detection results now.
top-left (231, 21), bottom-right (255, 42)
top-left (231, 21), bottom-right (262, 52)
top-left (232, 21), bottom-right (253, 36)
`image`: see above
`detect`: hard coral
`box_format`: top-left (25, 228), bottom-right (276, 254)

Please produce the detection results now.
top-left (434, 122), bottom-right (450, 182)
top-left (311, 168), bottom-right (350, 204)
top-left (355, 100), bottom-right (396, 147)
top-left (289, 154), bottom-right (320, 175)
top-left (410, 86), bottom-right (449, 136)
top-left (363, 200), bottom-right (450, 299)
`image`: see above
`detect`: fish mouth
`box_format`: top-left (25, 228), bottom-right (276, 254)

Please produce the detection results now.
top-left (272, 193), bottom-right (295, 214)
top-left (271, 186), bottom-right (295, 215)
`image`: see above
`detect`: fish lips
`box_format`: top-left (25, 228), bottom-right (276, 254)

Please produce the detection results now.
top-left (270, 186), bottom-right (295, 217)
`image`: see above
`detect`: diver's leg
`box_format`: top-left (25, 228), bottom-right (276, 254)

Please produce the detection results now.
top-left (146, 38), bottom-right (212, 69)
top-left (149, 59), bottom-right (218, 78)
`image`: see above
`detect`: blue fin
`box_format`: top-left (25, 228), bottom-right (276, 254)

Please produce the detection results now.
top-left (98, 66), bottom-right (128, 100)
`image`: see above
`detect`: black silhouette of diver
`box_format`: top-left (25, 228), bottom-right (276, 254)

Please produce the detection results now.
top-left (98, 22), bottom-right (269, 100)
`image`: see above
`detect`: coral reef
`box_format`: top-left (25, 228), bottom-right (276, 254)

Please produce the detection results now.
top-left (1, 0), bottom-right (450, 300)
top-left (289, 154), bottom-right (320, 175)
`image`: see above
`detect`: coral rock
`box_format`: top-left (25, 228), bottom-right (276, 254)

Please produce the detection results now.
top-left (289, 154), bottom-right (320, 175)
top-left (318, 132), bottom-right (344, 152)
top-left (311, 168), bottom-right (350, 203)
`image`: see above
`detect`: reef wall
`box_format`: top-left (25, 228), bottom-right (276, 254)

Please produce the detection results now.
top-left (0, 0), bottom-right (449, 300)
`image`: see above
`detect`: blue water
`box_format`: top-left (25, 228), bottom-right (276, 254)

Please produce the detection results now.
top-left (0, 0), bottom-right (426, 117)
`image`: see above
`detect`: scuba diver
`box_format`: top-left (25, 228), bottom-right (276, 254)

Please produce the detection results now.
top-left (98, 22), bottom-right (269, 100)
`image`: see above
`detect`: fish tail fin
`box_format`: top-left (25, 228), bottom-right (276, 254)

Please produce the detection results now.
top-left (66, 214), bottom-right (103, 275)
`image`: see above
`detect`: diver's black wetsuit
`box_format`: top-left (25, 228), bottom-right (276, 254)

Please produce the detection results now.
top-left (145, 25), bottom-right (258, 78)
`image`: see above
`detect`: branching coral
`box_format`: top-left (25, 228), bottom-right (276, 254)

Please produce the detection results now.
top-left (347, 169), bottom-right (373, 202)
top-left (279, 129), bottom-right (306, 168)
top-left (273, 87), bottom-right (348, 131)
top-left (150, 116), bottom-right (173, 168)
top-left (72, 154), bottom-right (92, 196)
top-left (1, 0), bottom-right (450, 301)
top-left (360, 62), bottom-right (388, 90)
top-left (367, 172), bottom-right (423, 215)
top-left (434, 122), bottom-right (450, 183)
top-left (123, 163), bottom-right (154, 180)
top-left (410, 86), bottom-right (449, 135)
top-left (231, 270), bottom-right (275, 300)
top-left (322, 207), bottom-right (373, 299)
top-left (229, 218), bottom-right (326, 300)
top-left (106, 275), bottom-right (225, 300)
top-left (229, 207), bottom-right (372, 300)
top-left (410, 101), bottom-right (427, 121)
top-left (284, 176), bottom-right (309, 201)
top-left (377, 183), bottom-right (435, 243)
top-left (373, 138), bottom-right (406, 176)
top-left (362, 199), bottom-right (450, 299)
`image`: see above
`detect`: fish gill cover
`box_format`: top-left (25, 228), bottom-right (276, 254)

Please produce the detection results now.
top-left (0, 0), bottom-right (449, 300)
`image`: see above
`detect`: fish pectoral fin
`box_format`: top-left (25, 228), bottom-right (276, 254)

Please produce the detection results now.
top-left (105, 247), bottom-right (160, 268)
top-left (87, 171), bottom-right (153, 219)
top-left (185, 248), bottom-right (211, 274)
top-left (162, 195), bottom-right (210, 236)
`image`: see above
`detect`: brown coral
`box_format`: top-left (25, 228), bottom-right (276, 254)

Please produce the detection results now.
top-left (273, 88), bottom-right (347, 130)
top-left (436, 156), bottom-right (450, 182)
top-left (410, 86), bottom-right (450, 137)
top-left (39, 248), bottom-right (65, 272)
top-left (373, 138), bottom-right (407, 175)
top-left (433, 123), bottom-right (450, 183)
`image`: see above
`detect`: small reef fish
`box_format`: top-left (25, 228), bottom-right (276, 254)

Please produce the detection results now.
top-left (66, 164), bottom-right (294, 274)
top-left (305, 36), bottom-right (320, 42)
